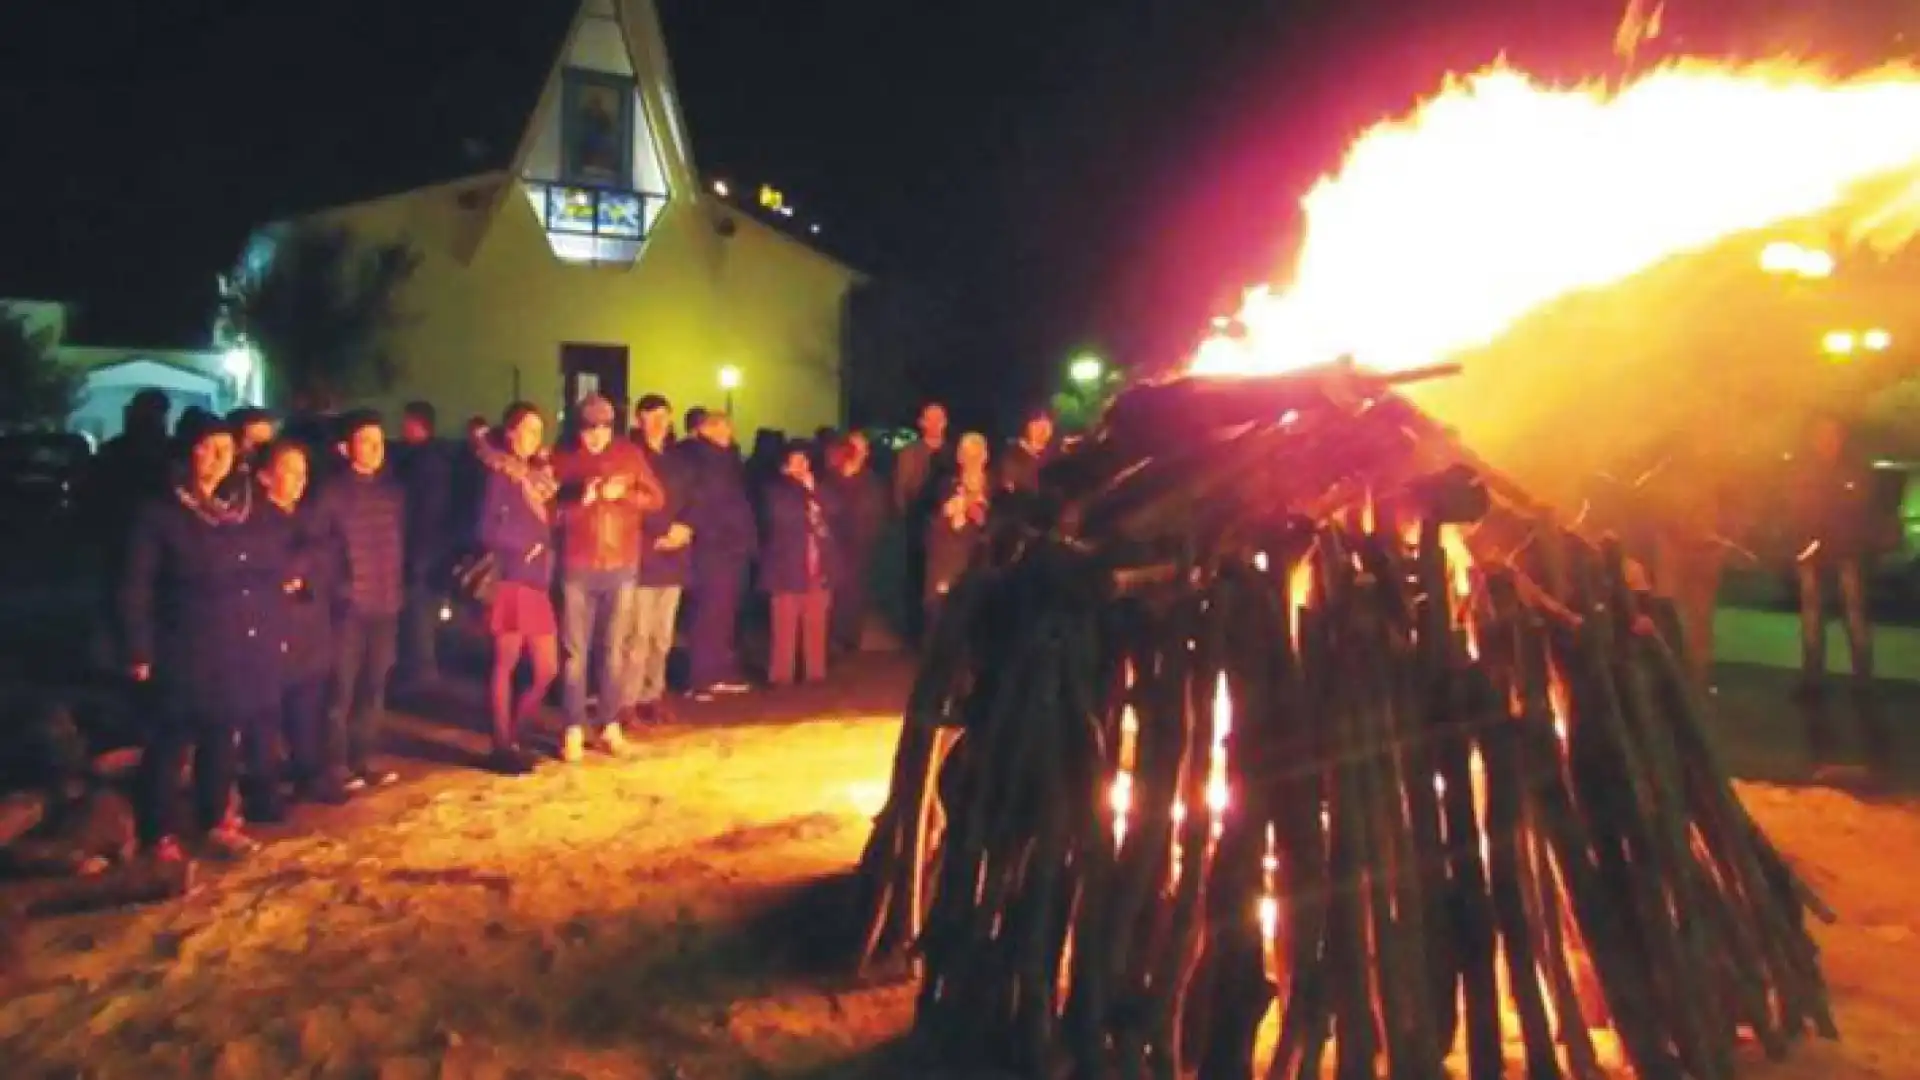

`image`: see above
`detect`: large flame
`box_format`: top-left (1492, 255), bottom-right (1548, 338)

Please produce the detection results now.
top-left (1190, 58), bottom-right (1920, 377)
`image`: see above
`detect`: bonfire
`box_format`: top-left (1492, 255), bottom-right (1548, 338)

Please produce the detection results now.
top-left (851, 363), bottom-right (1834, 1080)
top-left (835, 43), bottom-right (1920, 1080)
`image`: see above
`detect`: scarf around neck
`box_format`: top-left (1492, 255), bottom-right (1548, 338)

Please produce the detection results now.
top-left (175, 476), bottom-right (253, 526)
top-left (473, 432), bottom-right (558, 521)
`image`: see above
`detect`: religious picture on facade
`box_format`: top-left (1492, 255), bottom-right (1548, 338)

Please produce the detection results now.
top-left (562, 70), bottom-right (632, 188)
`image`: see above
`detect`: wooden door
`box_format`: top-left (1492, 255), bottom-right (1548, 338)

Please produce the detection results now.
top-left (558, 343), bottom-right (631, 435)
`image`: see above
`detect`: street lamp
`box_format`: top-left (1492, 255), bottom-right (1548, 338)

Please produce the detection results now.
top-left (222, 342), bottom-right (258, 405)
top-left (1864, 328), bottom-right (1893, 352)
top-left (1068, 354), bottom-right (1104, 386)
top-left (1822, 330), bottom-right (1857, 358)
top-left (718, 364), bottom-right (741, 416)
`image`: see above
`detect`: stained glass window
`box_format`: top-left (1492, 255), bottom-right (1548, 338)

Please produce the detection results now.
top-left (597, 192), bottom-right (643, 238)
top-left (547, 186), bottom-right (597, 234)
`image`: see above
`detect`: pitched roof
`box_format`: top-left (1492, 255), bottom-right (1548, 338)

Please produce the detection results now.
top-left (279, 0), bottom-right (858, 275)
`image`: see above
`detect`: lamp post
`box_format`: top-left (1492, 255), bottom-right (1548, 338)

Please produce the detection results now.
top-left (718, 364), bottom-right (742, 418)
top-left (1068, 354), bottom-right (1104, 387)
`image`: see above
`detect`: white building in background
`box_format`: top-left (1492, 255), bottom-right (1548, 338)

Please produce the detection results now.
top-left (1, 298), bottom-right (262, 441)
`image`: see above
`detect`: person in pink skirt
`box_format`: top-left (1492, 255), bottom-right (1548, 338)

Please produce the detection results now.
top-left (475, 402), bottom-right (560, 775)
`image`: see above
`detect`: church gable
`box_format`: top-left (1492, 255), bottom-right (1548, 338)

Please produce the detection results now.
top-left (513, 0), bottom-right (688, 266)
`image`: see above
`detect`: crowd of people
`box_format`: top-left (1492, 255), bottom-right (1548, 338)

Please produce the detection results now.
top-left (78, 387), bottom-right (1060, 862)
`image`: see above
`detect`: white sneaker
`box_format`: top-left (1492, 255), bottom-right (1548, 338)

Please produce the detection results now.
top-left (600, 723), bottom-right (631, 756)
top-left (712, 682), bottom-right (751, 695)
top-left (562, 726), bottom-right (586, 764)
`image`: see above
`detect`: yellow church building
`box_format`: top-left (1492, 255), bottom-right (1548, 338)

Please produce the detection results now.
top-left (236, 0), bottom-right (861, 438)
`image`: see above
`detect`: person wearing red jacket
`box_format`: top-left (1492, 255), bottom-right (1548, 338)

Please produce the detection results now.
top-left (552, 394), bottom-right (663, 762)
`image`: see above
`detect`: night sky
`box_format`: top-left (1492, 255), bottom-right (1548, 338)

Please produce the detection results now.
top-left (0, 0), bottom-right (1904, 427)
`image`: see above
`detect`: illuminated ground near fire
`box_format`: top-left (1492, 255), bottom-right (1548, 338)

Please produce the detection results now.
top-left (1, 664), bottom-right (1917, 1080)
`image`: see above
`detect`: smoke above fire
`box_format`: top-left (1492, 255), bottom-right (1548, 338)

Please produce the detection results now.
top-left (1189, 57), bottom-right (1920, 507)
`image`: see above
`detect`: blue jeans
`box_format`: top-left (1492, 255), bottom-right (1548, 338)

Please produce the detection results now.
top-left (562, 570), bottom-right (636, 730)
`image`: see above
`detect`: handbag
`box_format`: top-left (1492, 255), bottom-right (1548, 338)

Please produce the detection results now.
top-left (450, 550), bottom-right (498, 606)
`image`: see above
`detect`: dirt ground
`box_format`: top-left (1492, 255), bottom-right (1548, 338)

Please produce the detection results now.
top-left (1, 662), bottom-right (1918, 1080)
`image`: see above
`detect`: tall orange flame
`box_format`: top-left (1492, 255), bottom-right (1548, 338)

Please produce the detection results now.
top-left (1190, 59), bottom-right (1920, 378)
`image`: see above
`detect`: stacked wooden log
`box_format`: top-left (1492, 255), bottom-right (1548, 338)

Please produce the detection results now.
top-left (851, 366), bottom-right (1835, 1080)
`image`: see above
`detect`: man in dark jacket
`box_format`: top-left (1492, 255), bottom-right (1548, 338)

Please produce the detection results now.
top-left (891, 401), bottom-right (953, 644)
top-left (552, 394), bottom-right (662, 759)
top-left (891, 401), bottom-right (952, 516)
top-left (677, 410), bottom-right (758, 699)
top-left (627, 394), bottom-right (692, 722)
top-left (84, 389), bottom-right (173, 669)
top-left (821, 430), bottom-right (885, 655)
top-left (312, 410), bottom-right (406, 791)
top-left (392, 401), bottom-right (454, 689)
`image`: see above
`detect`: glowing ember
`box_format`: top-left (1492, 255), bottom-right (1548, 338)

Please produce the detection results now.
top-left (1438, 525), bottom-right (1475, 600)
top-left (1547, 664), bottom-right (1573, 743)
top-left (1112, 703), bottom-right (1140, 847)
top-left (1190, 59), bottom-right (1920, 378)
top-left (1286, 557), bottom-right (1314, 640)
top-left (1205, 673), bottom-right (1232, 828)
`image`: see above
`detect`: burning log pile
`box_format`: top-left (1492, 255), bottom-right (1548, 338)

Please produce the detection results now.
top-left (851, 365), bottom-right (1836, 1080)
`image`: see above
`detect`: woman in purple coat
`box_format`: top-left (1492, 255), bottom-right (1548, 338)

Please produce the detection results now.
top-left (122, 421), bottom-right (296, 859)
top-left (476, 402), bottom-right (559, 775)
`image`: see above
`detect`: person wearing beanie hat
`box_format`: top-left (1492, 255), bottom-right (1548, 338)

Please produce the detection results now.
top-left (551, 392), bottom-right (662, 761)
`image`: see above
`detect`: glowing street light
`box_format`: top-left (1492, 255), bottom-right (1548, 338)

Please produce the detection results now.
top-left (222, 344), bottom-right (254, 380)
top-left (1864, 328), bottom-right (1893, 352)
top-left (1069, 354), bottom-right (1105, 386)
top-left (718, 364), bottom-right (741, 416)
top-left (1822, 330), bottom-right (1858, 357)
top-left (712, 179), bottom-right (731, 198)
top-left (222, 342), bottom-right (259, 405)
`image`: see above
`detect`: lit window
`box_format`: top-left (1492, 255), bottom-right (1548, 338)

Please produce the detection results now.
top-left (547, 187), bottom-right (597, 234)
top-left (597, 193), bottom-right (643, 238)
